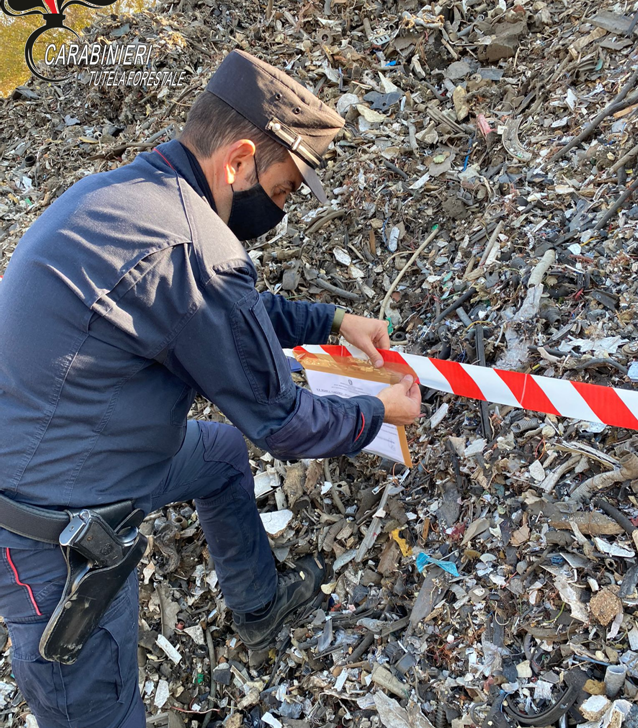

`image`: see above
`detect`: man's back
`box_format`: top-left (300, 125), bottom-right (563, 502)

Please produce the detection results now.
top-left (0, 152), bottom-right (209, 512)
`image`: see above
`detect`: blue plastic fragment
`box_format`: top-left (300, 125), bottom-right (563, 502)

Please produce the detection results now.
top-left (416, 552), bottom-right (460, 577)
top-left (287, 357), bottom-right (303, 373)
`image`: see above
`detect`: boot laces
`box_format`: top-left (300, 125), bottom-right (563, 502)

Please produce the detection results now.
top-left (278, 567), bottom-right (304, 590)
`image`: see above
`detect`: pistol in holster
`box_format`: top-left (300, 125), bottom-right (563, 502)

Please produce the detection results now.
top-left (39, 506), bottom-right (147, 665)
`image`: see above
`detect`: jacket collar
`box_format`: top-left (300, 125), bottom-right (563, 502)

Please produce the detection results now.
top-left (148, 139), bottom-right (217, 212)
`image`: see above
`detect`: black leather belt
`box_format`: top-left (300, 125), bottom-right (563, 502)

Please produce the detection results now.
top-left (0, 491), bottom-right (135, 544)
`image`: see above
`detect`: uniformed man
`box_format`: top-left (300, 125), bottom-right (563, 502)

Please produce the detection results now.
top-left (0, 50), bottom-right (421, 727)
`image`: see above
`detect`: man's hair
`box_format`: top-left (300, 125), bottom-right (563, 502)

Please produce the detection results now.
top-left (180, 92), bottom-right (289, 180)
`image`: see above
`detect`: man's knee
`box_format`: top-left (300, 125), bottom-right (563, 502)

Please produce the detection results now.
top-left (197, 422), bottom-right (253, 496)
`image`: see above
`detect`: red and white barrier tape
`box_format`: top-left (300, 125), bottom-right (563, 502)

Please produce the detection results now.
top-left (292, 344), bottom-right (638, 431)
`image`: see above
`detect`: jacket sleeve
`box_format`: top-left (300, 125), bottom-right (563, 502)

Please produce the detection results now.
top-left (259, 292), bottom-right (335, 347)
top-left (162, 267), bottom-right (385, 459)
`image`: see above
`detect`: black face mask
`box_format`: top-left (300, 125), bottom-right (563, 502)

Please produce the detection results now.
top-left (227, 162), bottom-right (286, 241)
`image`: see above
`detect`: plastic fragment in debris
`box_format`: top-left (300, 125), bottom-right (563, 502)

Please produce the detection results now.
top-left (261, 712), bottom-right (283, 728)
top-left (156, 634), bottom-right (182, 664)
top-left (317, 617), bottom-right (332, 652)
top-left (357, 617), bottom-right (387, 633)
top-left (388, 226), bottom-right (400, 252)
top-left (604, 665), bottom-right (627, 699)
top-left (409, 172), bottom-right (431, 190)
top-left (628, 362), bottom-right (638, 381)
top-left (260, 510), bottom-right (293, 537)
top-left (502, 117), bottom-right (532, 162)
top-left (453, 86), bottom-right (469, 121)
top-left (428, 151), bottom-right (454, 177)
top-left (416, 552), bottom-right (459, 577)
top-left (254, 468), bottom-right (280, 498)
top-left (154, 679), bottom-right (170, 708)
top-left (357, 693), bottom-right (376, 710)
top-left (445, 61), bottom-right (472, 80)
top-left (374, 690), bottom-right (435, 728)
top-left (0, 683), bottom-right (13, 709)
top-left (510, 524), bottom-right (530, 546)
top-left (516, 660), bottom-right (533, 678)
top-left (429, 403), bottom-right (448, 428)
top-left (534, 680), bottom-right (554, 700)
top-left (391, 528), bottom-right (413, 557)
top-left (337, 93), bottom-right (359, 116)
top-left (594, 538), bottom-right (635, 559)
top-left (211, 664), bottom-right (231, 685)
top-left (462, 517), bottom-right (490, 544)
top-left (464, 439), bottom-right (486, 457)
top-left (371, 664), bottom-right (410, 699)
top-left (580, 700), bottom-right (633, 728)
top-left (335, 669), bottom-right (348, 692)
top-left (357, 104), bottom-right (387, 124)
top-left (183, 625), bottom-right (204, 644)
top-left (620, 651), bottom-right (638, 678)
top-left (555, 575), bottom-right (589, 623)
top-left (363, 91), bottom-right (402, 111)
top-left (529, 459), bottom-right (545, 481)
top-left (333, 247), bottom-right (352, 266)
top-left (333, 549), bottom-right (357, 571)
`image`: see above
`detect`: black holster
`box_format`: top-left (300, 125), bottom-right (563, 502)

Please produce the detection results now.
top-left (39, 506), bottom-right (147, 665)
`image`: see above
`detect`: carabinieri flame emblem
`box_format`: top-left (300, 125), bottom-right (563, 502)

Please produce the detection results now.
top-left (1, 0), bottom-right (118, 82)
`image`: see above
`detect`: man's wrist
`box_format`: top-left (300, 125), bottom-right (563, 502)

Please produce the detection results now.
top-left (331, 308), bottom-right (346, 336)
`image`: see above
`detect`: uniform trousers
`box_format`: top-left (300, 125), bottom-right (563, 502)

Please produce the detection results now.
top-left (0, 420), bottom-right (277, 728)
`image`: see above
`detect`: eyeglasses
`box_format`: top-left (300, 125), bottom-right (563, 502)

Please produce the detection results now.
top-left (266, 118), bottom-right (326, 170)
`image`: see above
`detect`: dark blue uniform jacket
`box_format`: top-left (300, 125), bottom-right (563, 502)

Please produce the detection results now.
top-left (0, 140), bottom-right (384, 547)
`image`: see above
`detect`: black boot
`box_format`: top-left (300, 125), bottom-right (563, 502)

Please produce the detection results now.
top-left (232, 554), bottom-right (326, 650)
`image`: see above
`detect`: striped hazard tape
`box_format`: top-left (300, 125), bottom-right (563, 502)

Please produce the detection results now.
top-left (292, 344), bottom-right (638, 431)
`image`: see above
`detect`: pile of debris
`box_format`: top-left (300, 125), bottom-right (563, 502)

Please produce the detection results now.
top-left (1, 0), bottom-right (638, 726)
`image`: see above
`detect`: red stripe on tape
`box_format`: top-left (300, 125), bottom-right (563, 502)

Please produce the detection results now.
top-left (293, 346), bottom-right (319, 359)
top-left (571, 381), bottom-right (638, 430)
top-left (380, 349), bottom-right (416, 370)
top-left (430, 360), bottom-right (486, 401)
top-left (321, 344), bottom-right (352, 358)
top-left (496, 369), bottom-right (561, 417)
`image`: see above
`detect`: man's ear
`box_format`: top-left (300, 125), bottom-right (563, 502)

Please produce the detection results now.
top-left (224, 139), bottom-right (257, 185)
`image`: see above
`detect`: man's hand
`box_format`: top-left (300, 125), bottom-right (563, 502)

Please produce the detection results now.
top-left (339, 313), bottom-right (390, 368)
top-left (376, 375), bottom-right (422, 426)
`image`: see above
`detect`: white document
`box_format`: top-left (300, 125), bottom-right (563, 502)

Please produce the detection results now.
top-left (304, 368), bottom-right (409, 465)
